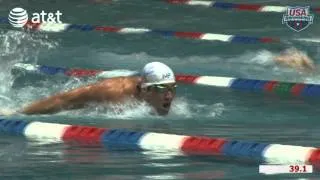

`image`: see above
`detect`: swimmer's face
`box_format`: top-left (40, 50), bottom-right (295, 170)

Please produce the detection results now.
top-left (143, 83), bottom-right (177, 116)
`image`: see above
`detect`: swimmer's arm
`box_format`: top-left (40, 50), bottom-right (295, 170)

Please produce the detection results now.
top-left (302, 56), bottom-right (316, 71)
top-left (20, 82), bottom-right (114, 115)
top-left (273, 55), bottom-right (288, 64)
top-left (20, 87), bottom-right (91, 115)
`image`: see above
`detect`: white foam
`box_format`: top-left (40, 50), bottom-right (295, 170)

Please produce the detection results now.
top-left (249, 50), bottom-right (276, 65)
top-left (168, 98), bottom-right (225, 119)
top-left (49, 96), bottom-right (225, 121)
top-left (0, 30), bottom-right (59, 112)
top-left (230, 49), bottom-right (275, 66)
top-left (69, 99), bottom-right (155, 120)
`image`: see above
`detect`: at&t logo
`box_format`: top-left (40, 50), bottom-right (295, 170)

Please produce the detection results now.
top-left (8, 7), bottom-right (63, 28)
top-left (8, 7), bottom-right (28, 28)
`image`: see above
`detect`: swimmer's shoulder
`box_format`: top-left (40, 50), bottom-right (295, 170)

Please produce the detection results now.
top-left (97, 76), bottom-right (140, 86)
top-left (94, 76), bottom-right (141, 94)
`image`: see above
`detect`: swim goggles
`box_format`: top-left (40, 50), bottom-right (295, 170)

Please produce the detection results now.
top-left (149, 84), bottom-right (177, 93)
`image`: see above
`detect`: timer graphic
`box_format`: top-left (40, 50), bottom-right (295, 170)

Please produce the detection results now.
top-left (259, 165), bottom-right (313, 174)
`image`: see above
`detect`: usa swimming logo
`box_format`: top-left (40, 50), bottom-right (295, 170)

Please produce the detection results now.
top-left (282, 6), bottom-right (314, 32)
top-left (8, 7), bottom-right (28, 28)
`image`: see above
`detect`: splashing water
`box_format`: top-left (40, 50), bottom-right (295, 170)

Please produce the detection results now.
top-left (0, 30), bottom-right (59, 112)
top-left (53, 96), bottom-right (226, 121)
top-left (247, 49), bottom-right (276, 66)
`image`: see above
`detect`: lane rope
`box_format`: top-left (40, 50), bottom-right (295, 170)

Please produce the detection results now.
top-left (2, 18), bottom-right (318, 44)
top-left (0, 118), bottom-right (319, 168)
top-left (13, 63), bottom-right (320, 98)
top-left (166, 0), bottom-right (320, 14)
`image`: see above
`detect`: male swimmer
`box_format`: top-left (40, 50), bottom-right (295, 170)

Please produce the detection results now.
top-left (15, 62), bottom-right (177, 116)
top-left (273, 48), bottom-right (316, 72)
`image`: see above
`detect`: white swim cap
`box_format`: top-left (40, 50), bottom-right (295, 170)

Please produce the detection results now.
top-left (141, 62), bottom-right (176, 88)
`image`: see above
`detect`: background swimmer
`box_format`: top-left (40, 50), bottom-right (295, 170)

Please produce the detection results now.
top-left (273, 48), bottom-right (316, 73)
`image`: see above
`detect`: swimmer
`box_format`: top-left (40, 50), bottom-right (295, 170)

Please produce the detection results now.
top-left (13, 62), bottom-right (177, 116)
top-left (273, 48), bottom-right (316, 72)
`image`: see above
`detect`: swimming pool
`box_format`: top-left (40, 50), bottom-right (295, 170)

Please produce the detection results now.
top-left (0, 0), bottom-right (320, 179)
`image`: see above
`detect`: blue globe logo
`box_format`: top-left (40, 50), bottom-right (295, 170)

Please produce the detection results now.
top-left (8, 7), bottom-right (28, 28)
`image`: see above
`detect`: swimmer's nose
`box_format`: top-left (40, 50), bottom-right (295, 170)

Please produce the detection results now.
top-left (164, 90), bottom-right (174, 100)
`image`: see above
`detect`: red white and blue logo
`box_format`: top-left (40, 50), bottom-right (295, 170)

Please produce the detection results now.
top-left (282, 6), bottom-right (314, 32)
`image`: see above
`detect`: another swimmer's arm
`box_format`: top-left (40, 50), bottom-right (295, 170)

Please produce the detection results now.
top-left (273, 55), bottom-right (289, 64)
top-left (302, 56), bottom-right (316, 71)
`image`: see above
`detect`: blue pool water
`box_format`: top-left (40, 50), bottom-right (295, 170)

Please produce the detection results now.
top-left (0, 0), bottom-right (320, 179)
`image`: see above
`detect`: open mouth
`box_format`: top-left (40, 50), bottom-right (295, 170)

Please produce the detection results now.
top-left (162, 103), bottom-right (171, 109)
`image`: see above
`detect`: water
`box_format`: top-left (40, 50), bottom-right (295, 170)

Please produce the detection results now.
top-left (0, 0), bottom-right (320, 179)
